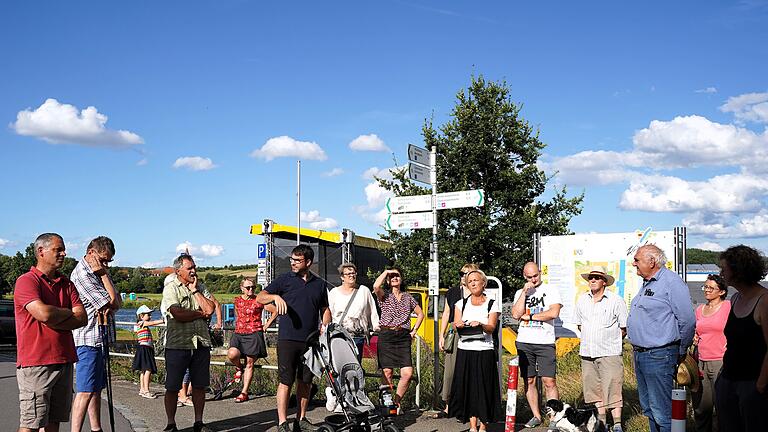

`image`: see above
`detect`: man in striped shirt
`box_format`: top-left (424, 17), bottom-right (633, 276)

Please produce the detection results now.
top-left (70, 236), bottom-right (122, 432)
top-left (573, 265), bottom-right (628, 432)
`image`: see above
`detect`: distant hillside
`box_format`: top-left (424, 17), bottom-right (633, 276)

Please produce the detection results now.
top-left (686, 248), bottom-right (721, 264)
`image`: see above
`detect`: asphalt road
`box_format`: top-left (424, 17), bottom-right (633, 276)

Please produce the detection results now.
top-left (0, 349), bottom-right (134, 432)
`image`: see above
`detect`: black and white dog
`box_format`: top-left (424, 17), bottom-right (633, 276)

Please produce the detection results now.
top-left (544, 399), bottom-right (607, 432)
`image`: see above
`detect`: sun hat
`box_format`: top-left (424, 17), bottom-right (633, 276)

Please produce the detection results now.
top-left (580, 265), bottom-right (615, 286)
top-left (676, 353), bottom-right (701, 392)
top-left (136, 305), bottom-right (153, 316)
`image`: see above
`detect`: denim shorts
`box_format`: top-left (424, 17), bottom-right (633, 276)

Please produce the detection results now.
top-left (75, 346), bottom-right (106, 393)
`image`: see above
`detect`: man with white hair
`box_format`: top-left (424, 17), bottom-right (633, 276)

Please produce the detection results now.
top-left (627, 244), bottom-right (695, 432)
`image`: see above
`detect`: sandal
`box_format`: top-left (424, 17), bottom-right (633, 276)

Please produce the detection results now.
top-left (431, 411), bottom-right (449, 419)
top-left (177, 397), bottom-right (193, 407)
top-left (139, 391), bottom-right (157, 399)
top-left (234, 392), bottom-right (249, 403)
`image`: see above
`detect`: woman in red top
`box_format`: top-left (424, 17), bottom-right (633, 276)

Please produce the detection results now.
top-left (226, 278), bottom-right (277, 402)
top-left (692, 274), bottom-right (730, 432)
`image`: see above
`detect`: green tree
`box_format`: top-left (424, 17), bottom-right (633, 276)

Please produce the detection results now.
top-left (686, 248), bottom-right (721, 265)
top-left (378, 76), bottom-right (583, 299)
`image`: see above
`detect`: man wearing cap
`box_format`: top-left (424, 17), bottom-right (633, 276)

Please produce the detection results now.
top-left (70, 236), bottom-right (122, 432)
top-left (574, 266), bottom-right (628, 432)
top-left (627, 244), bottom-right (695, 432)
top-left (160, 254), bottom-right (216, 432)
top-left (511, 262), bottom-right (562, 428)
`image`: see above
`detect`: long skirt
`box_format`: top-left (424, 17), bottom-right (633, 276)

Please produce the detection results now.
top-left (448, 348), bottom-right (502, 424)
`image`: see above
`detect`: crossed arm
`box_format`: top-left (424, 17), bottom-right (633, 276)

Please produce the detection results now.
top-left (26, 300), bottom-right (87, 330)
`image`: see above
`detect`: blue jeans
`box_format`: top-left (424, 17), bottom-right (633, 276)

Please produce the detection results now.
top-left (353, 336), bottom-right (365, 363)
top-left (633, 345), bottom-right (678, 432)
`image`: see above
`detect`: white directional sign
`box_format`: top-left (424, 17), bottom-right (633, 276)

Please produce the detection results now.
top-left (408, 163), bottom-right (430, 185)
top-left (428, 261), bottom-right (439, 296)
top-left (385, 195), bottom-right (431, 213)
top-left (385, 212), bottom-right (434, 230)
top-left (436, 189), bottom-right (485, 210)
top-left (385, 189), bottom-right (485, 214)
top-left (408, 144), bottom-right (430, 167)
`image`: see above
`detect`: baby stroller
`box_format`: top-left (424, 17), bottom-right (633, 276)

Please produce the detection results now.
top-left (305, 324), bottom-right (401, 432)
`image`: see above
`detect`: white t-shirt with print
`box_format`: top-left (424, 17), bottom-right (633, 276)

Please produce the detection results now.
top-left (455, 295), bottom-right (502, 351)
top-left (513, 283), bottom-right (562, 345)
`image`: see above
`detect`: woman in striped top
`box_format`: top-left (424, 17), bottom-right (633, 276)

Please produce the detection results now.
top-left (373, 267), bottom-right (425, 411)
top-left (132, 305), bottom-right (164, 398)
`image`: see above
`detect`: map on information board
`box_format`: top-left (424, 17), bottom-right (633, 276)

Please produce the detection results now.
top-left (538, 228), bottom-right (677, 337)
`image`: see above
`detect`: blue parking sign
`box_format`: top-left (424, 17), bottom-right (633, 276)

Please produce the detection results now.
top-left (257, 243), bottom-right (267, 259)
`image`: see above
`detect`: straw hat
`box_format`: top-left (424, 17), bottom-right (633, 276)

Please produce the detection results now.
top-left (676, 353), bottom-right (700, 392)
top-left (580, 265), bottom-right (615, 286)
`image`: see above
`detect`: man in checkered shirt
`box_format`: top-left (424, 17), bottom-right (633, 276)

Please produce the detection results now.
top-left (70, 236), bottom-right (122, 432)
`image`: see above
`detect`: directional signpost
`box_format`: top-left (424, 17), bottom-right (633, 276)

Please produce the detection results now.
top-left (388, 143), bottom-right (485, 412)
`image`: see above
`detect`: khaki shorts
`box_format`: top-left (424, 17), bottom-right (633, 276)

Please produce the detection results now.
top-left (581, 355), bottom-right (623, 408)
top-left (17, 363), bottom-right (74, 429)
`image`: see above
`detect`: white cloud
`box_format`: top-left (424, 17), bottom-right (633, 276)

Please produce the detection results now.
top-left (140, 261), bottom-right (165, 269)
top-left (300, 210), bottom-right (338, 230)
top-left (619, 173), bottom-right (768, 213)
top-left (11, 98), bottom-right (143, 148)
top-left (137, 158), bottom-right (148, 166)
top-left (693, 241), bottom-right (724, 251)
top-left (542, 151), bottom-right (645, 186)
top-left (173, 156), bottom-right (217, 171)
top-left (249, 136), bottom-right (327, 161)
top-left (720, 92), bottom-right (768, 124)
top-left (695, 87), bottom-right (718, 94)
top-left (175, 241), bottom-right (225, 257)
top-left (0, 238), bottom-right (9, 248)
top-left (322, 168), bottom-right (344, 177)
top-left (349, 134), bottom-right (390, 152)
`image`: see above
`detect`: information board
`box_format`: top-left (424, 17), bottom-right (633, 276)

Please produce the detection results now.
top-left (538, 229), bottom-right (677, 337)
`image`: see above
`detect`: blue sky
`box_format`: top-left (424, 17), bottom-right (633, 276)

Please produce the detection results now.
top-left (1, 1), bottom-right (767, 267)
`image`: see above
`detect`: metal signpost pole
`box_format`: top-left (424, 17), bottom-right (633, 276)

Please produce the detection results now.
top-left (430, 145), bottom-right (440, 411)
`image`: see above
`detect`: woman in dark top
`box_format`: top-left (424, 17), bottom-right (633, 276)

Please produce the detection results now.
top-left (435, 263), bottom-right (478, 418)
top-left (715, 245), bottom-right (768, 432)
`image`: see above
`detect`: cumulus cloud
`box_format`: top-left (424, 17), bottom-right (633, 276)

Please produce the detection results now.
top-left (349, 134), bottom-right (390, 152)
top-left (140, 261), bottom-right (166, 269)
top-left (354, 165), bottom-right (409, 225)
top-left (719, 92), bottom-right (768, 124)
top-left (322, 168), bottom-right (344, 177)
top-left (693, 241), bottom-right (724, 251)
top-left (695, 87), bottom-right (718, 94)
top-left (11, 98), bottom-right (143, 148)
top-left (250, 136), bottom-right (327, 161)
top-left (176, 241), bottom-right (225, 257)
top-left (0, 238), bottom-right (9, 248)
top-left (300, 210), bottom-right (338, 230)
top-left (173, 156), bottom-right (217, 171)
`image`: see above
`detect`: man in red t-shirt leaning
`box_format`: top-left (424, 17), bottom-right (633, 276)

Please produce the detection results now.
top-left (14, 233), bottom-right (87, 432)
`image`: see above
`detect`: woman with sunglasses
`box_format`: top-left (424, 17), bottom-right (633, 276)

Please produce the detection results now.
top-left (226, 277), bottom-right (277, 403)
top-left (692, 275), bottom-right (729, 432)
top-left (373, 267), bottom-right (425, 412)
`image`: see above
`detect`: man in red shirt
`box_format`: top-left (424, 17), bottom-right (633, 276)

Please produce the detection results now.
top-left (14, 233), bottom-right (87, 432)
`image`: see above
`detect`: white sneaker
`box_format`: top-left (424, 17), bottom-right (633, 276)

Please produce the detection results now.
top-left (325, 387), bottom-right (337, 412)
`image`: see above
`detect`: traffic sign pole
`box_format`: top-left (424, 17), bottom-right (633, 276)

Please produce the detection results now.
top-left (430, 145), bottom-right (440, 411)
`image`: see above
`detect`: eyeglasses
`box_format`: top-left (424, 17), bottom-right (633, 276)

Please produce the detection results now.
top-left (289, 257), bottom-right (306, 263)
top-left (701, 285), bottom-right (718, 292)
top-left (587, 275), bottom-right (605, 281)
top-left (243, 286), bottom-right (255, 290)
top-left (342, 272), bottom-right (357, 277)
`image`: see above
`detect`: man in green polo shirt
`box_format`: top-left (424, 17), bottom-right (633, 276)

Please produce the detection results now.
top-left (160, 254), bottom-right (216, 432)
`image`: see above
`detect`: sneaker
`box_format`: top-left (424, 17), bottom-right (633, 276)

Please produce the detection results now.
top-left (277, 421), bottom-right (294, 432)
top-left (297, 417), bottom-right (319, 432)
top-left (193, 421), bottom-right (213, 432)
top-left (612, 425), bottom-right (623, 432)
top-left (524, 417), bottom-right (542, 428)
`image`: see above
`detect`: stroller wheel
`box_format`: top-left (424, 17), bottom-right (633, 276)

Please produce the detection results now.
top-left (381, 423), bottom-right (400, 432)
top-left (317, 425), bottom-right (335, 432)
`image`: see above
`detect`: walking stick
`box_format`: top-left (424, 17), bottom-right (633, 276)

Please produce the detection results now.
top-left (100, 311), bottom-right (116, 432)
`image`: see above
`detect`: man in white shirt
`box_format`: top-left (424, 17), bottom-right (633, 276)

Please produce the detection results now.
top-left (574, 266), bottom-right (628, 432)
top-left (511, 262), bottom-right (562, 428)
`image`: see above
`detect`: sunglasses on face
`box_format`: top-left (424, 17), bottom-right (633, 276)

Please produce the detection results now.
top-left (243, 286), bottom-right (255, 290)
top-left (587, 275), bottom-right (605, 281)
top-left (342, 272), bottom-right (357, 277)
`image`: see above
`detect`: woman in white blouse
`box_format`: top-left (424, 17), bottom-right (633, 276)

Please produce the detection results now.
top-left (322, 262), bottom-right (380, 361)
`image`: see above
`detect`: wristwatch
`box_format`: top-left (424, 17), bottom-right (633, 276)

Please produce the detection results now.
top-left (189, 289), bottom-right (199, 296)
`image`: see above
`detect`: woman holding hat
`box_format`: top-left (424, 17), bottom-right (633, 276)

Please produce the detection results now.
top-left (132, 305), bottom-right (164, 398)
top-left (692, 274), bottom-right (730, 432)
